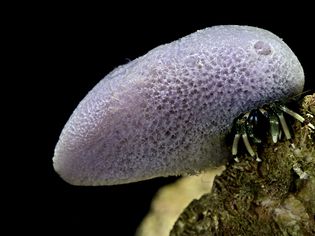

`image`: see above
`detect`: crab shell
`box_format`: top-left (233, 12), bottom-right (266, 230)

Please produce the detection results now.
top-left (53, 25), bottom-right (304, 185)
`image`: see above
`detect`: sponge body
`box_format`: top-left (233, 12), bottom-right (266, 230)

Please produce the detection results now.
top-left (53, 25), bottom-right (304, 185)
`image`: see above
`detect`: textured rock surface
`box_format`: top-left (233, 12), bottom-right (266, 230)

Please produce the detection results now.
top-left (170, 94), bottom-right (315, 235)
top-left (53, 25), bottom-right (304, 185)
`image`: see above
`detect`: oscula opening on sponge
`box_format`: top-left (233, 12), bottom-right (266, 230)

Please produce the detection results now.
top-left (53, 25), bottom-right (304, 186)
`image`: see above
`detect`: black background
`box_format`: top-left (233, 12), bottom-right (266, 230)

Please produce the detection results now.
top-left (12, 3), bottom-right (314, 235)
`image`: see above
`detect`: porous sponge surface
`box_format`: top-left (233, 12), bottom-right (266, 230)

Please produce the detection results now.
top-left (53, 25), bottom-right (304, 185)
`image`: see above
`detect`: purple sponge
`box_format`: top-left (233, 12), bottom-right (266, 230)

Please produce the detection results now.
top-left (53, 25), bottom-right (304, 185)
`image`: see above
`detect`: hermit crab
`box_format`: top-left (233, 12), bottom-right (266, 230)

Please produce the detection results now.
top-left (231, 99), bottom-right (315, 162)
